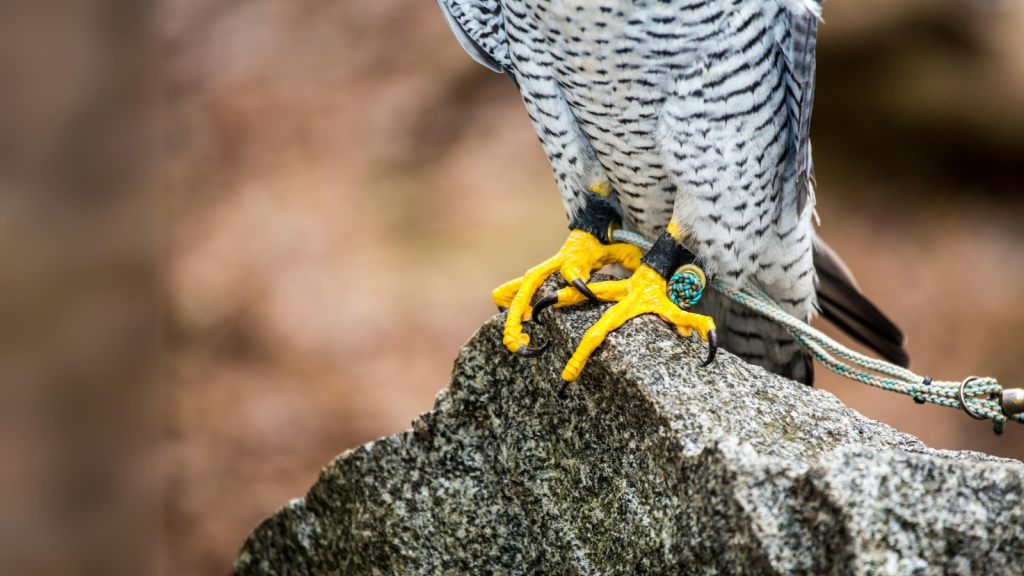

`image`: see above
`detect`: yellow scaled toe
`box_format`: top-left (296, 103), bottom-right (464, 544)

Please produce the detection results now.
top-left (492, 277), bottom-right (523, 310)
top-left (493, 229), bottom-right (644, 355)
top-left (603, 242), bottom-right (643, 273)
top-left (560, 264), bottom-right (716, 383)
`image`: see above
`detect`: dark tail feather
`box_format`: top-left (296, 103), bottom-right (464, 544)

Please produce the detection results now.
top-left (813, 238), bottom-right (911, 368)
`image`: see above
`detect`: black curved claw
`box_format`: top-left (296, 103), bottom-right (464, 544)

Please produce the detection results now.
top-left (559, 379), bottom-right (572, 399)
top-left (572, 278), bottom-right (600, 304)
top-left (497, 306), bottom-right (508, 313)
top-left (530, 293), bottom-right (559, 325)
top-left (702, 329), bottom-right (718, 367)
top-left (515, 341), bottom-right (550, 358)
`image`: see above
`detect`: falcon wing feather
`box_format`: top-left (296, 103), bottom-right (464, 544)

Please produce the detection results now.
top-left (777, 0), bottom-right (821, 216)
top-left (436, 0), bottom-right (510, 73)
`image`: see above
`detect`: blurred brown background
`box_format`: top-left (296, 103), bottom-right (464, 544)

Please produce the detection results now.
top-left (4, 0), bottom-right (1024, 574)
top-left (2, 1), bottom-right (159, 575)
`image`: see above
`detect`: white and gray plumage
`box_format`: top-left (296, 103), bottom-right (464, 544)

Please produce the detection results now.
top-left (438, 0), bottom-right (908, 383)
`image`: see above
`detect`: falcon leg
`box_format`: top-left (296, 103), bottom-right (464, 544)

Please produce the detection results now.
top-left (495, 194), bottom-right (642, 357)
top-left (556, 231), bottom-right (718, 385)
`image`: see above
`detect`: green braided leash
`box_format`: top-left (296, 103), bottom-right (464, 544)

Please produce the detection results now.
top-left (612, 229), bottom-right (1024, 434)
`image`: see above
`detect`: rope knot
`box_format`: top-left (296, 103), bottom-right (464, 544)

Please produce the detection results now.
top-left (668, 264), bottom-right (706, 308)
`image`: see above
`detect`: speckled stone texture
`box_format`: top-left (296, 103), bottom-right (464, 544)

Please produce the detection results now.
top-left (233, 277), bottom-right (1024, 575)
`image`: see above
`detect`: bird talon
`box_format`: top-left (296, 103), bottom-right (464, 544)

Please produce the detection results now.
top-left (515, 340), bottom-right (550, 358)
top-left (572, 278), bottom-right (600, 303)
top-left (557, 264), bottom-right (718, 382)
top-left (702, 329), bottom-right (718, 367)
top-left (495, 230), bottom-right (640, 361)
top-left (559, 379), bottom-right (571, 399)
top-left (531, 293), bottom-right (559, 325)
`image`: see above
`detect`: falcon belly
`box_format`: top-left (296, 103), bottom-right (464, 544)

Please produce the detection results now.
top-left (438, 0), bottom-right (908, 386)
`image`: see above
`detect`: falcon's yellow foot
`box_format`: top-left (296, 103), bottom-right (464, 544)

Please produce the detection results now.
top-left (539, 263), bottom-right (718, 386)
top-left (493, 229), bottom-right (643, 357)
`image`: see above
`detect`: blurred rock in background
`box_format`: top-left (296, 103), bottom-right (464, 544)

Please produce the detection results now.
top-left (161, 1), bottom-right (1024, 574)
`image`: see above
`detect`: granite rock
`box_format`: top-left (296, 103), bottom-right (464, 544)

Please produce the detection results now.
top-left (233, 277), bottom-right (1024, 575)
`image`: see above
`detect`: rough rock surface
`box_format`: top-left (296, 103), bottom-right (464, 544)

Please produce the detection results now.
top-left (234, 277), bottom-right (1024, 575)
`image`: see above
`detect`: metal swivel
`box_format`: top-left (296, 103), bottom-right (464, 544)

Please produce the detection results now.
top-left (1001, 388), bottom-right (1024, 416)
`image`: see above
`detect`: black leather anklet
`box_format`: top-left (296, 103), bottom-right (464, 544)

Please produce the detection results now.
top-left (568, 193), bottom-right (621, 244)
top-left (640, 232), bottom-right (700, 279)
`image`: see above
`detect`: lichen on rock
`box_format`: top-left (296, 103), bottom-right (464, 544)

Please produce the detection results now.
top-left (233, 277), bottom-right (1024, 575)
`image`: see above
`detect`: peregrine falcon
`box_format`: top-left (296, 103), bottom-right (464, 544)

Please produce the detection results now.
top-left (437, 0), bottom-right (909, 386)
